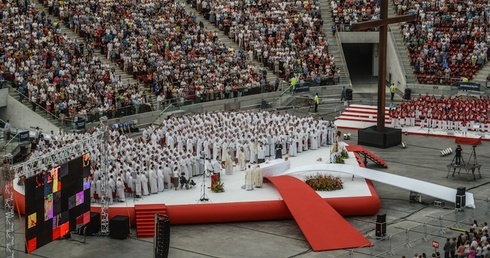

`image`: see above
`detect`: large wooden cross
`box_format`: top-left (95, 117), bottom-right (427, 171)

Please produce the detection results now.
top-left (350, 0), bottom-right (414, 132)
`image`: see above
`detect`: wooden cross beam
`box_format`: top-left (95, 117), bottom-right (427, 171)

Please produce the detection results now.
top-left (350, 0), bottom-right (415, 132)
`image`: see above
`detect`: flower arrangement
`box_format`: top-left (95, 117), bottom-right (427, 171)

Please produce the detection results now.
top-left (340, 149), bottom-right (349, 159)
top-left (305, 173), bottom-right (344, 191)
top-left (211, 181), bottom-right (225, 193)
top-left (334, 153), bottom-right (345, 164)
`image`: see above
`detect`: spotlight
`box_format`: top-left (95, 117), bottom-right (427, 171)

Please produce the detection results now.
top-left (343, 133), bottom-right (350, 140)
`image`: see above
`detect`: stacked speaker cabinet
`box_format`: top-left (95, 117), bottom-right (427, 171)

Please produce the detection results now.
top-left (109, 216), bottom-right (130, 239)
top-left (455, 187), bottom-right (466, 210)
top-left (375, 214), bottom-right (386, 238)
top-left (154, 214), bottom-right (170, 258)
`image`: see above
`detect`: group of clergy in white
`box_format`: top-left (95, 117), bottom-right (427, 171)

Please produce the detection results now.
top-left (60, 111), bottom-right (336, 204)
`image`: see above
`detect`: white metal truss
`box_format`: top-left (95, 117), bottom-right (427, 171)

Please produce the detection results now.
top-left (4, 154), bottom-right (14, 258)
top-left (12, 131), bottom-right (105, 178)
top-left (99, 123), bottom-right (110, 236)
top-left (11, 128), bottom-right (110, 236)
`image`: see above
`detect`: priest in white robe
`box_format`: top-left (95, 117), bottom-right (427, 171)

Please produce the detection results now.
top-left (163, 164), bottom-right (172, 189)
top-left (134, 171), bottom-right (142, 198)
top-left (225, 151), bottom-right (234, 175)
top-left (149, 168), bottom-right (158, 194)
top-left (157, 166), bottom-right (164, 192)
top-left (245, 165), bottom-right (254, 191)
top-left (116, 178), bottom-right (126, 202)
top-left (252, 164), bottom-right (263, 188)
top-left (141, 172), bottom-right (149, 196)
top-left (238, 147), bottom-right (246, 171)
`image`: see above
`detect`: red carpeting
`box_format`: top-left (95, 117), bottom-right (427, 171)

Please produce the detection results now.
top-left (135, 204), bottom-right (167, 237)
top-left (267, 176), bottom-right (372, 251)
top-left (455, 137), bottom-right (482, 146)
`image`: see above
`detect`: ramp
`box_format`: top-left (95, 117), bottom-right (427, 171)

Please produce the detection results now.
top-left (281, 164), bottom-right (476, 208)
top-left (267, 176), bottom-right (372, 251)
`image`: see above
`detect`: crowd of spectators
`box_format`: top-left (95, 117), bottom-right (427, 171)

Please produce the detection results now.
top-left (400, 221), bottom-right (489, 258)
top-left (328, 0), bottom-right (490, 85)
top-left (390, 94), bottom-right (490, 131)
top-left (396, 0), bottom-right (490, 85)
top-left (194, 0), bottom-right (340, 85)
top-left (49, 0), bottom-right (271, 104)
top-left (0, 0), bottom-right (150, 123)
top-left (330, 0), bottom-right (381, 31)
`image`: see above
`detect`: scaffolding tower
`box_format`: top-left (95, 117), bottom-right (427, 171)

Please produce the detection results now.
top-left (3, 154), bottom-right (14, 258)
top-left (99, 117), bottom-right (110, 235)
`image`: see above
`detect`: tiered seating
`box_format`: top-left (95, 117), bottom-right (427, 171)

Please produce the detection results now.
top-left (0, 0), bottom-right (147, 122)
top-left (330, 0), bottom-right (489, 85)
top-left (57, 0), bottom-right (269, 103)
top-left (397, 0), bottom-right (488, 84)
top-left (330, 0), bottom-right (381, 31)
top-left (390, 94), bottom-right (490, 132)
top-left (196, 0), bottom-right (338, 83)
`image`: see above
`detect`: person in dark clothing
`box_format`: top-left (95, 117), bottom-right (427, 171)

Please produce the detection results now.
top-left (275, 141), bottom-right (283, 159)
top-left (455, 145), bottom-right (462, 165)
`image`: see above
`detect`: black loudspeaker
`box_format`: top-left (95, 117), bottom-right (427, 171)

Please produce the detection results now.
top-left (456, 187), bottom-right (466, 209)
top-left (375, 214), bottom-right (386, 238)
top-left (154, 215), bottom-right (171, 258)
top-left (346, 89), bottom-right (353, 101)
top-left (109, 216), bottom-right (130, 239)
top-left (84, 212), bottom-right (101, 236)
top-left (456, 187), bottom-right (466, 196)
top-left (404, 88), bottom-right (411, 100)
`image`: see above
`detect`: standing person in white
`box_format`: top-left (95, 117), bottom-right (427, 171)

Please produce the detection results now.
top-left (149, 167), bottom-right (158, 194)
top-left (116, 178), bottom-right (125, 202)
top-left (134, 171), bottom-right (142, 197)
top-left (157, 166), bottom-right (164, 192)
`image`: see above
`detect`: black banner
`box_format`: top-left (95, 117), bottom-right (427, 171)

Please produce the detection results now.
top-left (458, 82), bottom-right (480, 91)
top-left (75, 119), bottom-right (86, 130)
top-left (294, 84), bottom-right (310, 93)
top-left (19, 131), bottom-right (30, 142)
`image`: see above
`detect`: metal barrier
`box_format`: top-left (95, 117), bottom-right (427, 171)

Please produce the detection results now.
top-left (333, 199), bottom-right (489, 257)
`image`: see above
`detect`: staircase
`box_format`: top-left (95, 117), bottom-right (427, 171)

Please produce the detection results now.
top-left (337, 104), bottom-right (390, 124)
top-left (352, 151), bottom-right (367, 168)
top-left (134, 204), bottom-right (167, 238)
top-left (387, 1), bottom-right (417, 84)
top-left (7, 84), bottom-right (64, 129)
top-left (183, 4), bottom-right (281, 87)
top-left (320, 1), bottom-right (350, 85)
top-left (346, 145), bottom-right (388, 168)
top-left (472, 63), bottom-right (490, 83)
top-left (36, 3), bottom-right (157, 109)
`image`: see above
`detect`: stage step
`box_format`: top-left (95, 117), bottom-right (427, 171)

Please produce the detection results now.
top-left (135, 204), bottom-right (167, 238)
top-left (348, 104), bottom-right (390, 110)
top-left (346, 145), bottom-right (388, 168)
top-left (352, 152), bottom-right (366, 168)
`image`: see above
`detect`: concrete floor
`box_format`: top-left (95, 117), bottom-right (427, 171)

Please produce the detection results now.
top-left (1, 129), bottom-right (489, 258)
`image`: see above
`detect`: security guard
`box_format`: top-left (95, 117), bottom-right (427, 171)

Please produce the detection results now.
top-left (390, 83), bottom-right (396, 101)
top-left (314, 93), bottom-right (320, 113)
